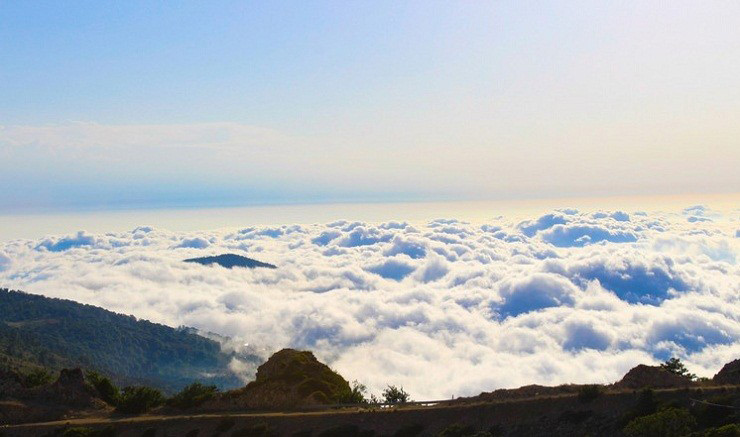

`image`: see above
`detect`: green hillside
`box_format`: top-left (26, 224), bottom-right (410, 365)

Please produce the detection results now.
top-left (0, 288), bottom-right (241, 392)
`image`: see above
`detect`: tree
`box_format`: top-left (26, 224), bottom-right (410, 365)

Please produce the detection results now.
top-left (382, 385), bottom-right (410, 404)
top-left (577, 384), bottom-right (603, 403)
top-left (86, 370), bottom-right (120, 406)
top-left (117, 386), bottom-right (165, 414)
top-left (623, 408), bottom-right (696, 437)
top-left (22, 368), bottom-right (52, 388)
top-left (168, 382), bottom-right (219, 409)
top-left (660, 358), bottom-right (697, 380)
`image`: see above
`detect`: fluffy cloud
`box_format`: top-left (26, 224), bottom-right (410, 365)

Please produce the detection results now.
top-left (495, 273), bottom-right (580, 318)
top-left (36, 231), bottom-right (96, 252)
top-left (366, 258), bottom-right (416, 281)
top-left (541, 224), bottom-right (638, 247)
top-left (1, 207), bottom-right (738, 399)
top-left (175, 237), bottom-right (211, 249)
top-left (0, 251), bottom-right (10, 271)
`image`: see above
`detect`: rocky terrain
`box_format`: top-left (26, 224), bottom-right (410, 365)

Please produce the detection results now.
top-left (1, 351), bottom-right (739, 436)
top-left (713, 359), bottom-right (740, 385)
top-left (0, 368), bottom-right (109, 425)
top-left (201, 349), bottom-right (352, 411)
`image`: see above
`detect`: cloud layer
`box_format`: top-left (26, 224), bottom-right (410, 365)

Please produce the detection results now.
top-left (1, 206), bottom-right (738, 399)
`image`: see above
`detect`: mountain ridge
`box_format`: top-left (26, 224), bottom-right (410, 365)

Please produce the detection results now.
top-left (184, 253), bottom-right (277, 269)
top-left (0, 288), bottom-right (242, 392)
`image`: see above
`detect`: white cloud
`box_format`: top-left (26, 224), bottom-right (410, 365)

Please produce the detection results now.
top-left (0, 250), bottom-right (10, 271)
top-left (1, 207), bottom-right (738, 399)
top-left (175, 237), bottom-right (211, 249)
top-left (36, 231), bottom-right (96, 252)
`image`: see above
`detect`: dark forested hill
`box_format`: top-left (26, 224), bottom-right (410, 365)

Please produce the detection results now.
top-left (0, 288), bottom-right (241, 392)
top-left (184, 253), bottom-right (277, 269)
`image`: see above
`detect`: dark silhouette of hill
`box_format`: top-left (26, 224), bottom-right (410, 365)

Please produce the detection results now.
top-left (0, 288), bottom-right (241, 392)
top-left (184, 253), bottom-right (277, 269)
top-left (714, 359), bottom-right (740, 385)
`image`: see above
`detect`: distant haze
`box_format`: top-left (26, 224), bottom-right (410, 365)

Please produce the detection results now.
top-left (1, 1), bottom-right (739, 212)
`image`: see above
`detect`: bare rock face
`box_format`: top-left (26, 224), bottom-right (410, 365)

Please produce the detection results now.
top-left (204, 348), bottom-right (351, 411)
top-left (713, 359), bottom-right (740, 385)
top-left (614, 364), bottom-right (693, 389)
top-left (43, 368), bottom-right (100, 407)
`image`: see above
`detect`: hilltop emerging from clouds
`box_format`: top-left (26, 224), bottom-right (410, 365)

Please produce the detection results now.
top-left (0, 205), bottom-right (738, 399)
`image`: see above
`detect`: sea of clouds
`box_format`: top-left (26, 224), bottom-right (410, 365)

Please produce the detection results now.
top-left (1, 205), bottom-right (738, 399)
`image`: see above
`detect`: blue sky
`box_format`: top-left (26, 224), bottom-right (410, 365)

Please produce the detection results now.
top-left (1, 1), bottom-right (739, 212)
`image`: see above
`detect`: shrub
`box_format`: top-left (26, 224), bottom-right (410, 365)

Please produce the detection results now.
top-left (168, 382), bottom-right (218, 409)
top-left (623, 407), bottom-right (696, 437)
top-left (382, 385), bottom-right (410, 404)
top-left (621, 388), bottom-right (658, 426)
top-left (23, 368), bottom-right (53, 388)
top-left (336, 380), bottom-right (368, 404)
top-left (700, 424), bottom-right (740, 437)
top-left (86, 371), bottom-right (120, 406)
top-left (577, 384), bottom-right (603, 403)
top-left (692, 394), bottom-right (736, 428)
top-left (116, 386), bottom-right (165, 414)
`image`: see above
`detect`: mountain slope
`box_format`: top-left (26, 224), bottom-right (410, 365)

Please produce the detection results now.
top-left (0, 288), bottom-right (241, 392)
top-left (184, 253), bottom-right (277, 269)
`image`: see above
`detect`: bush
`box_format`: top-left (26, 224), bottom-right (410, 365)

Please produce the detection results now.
top-left (86, 371), bottom-right (120, 406)
top-left (168, 382), bottom-right (218, 409)
top-left (382, 385), bottom-right (410, 404)
top-left (23, 368), bottom-right (53, 388)
top-left (623, 407), bottom-right (696, 437)
top-left (699, 424), bottom-right (740, 437)
top-left (621, 388), bottom-right (658, 426)
top-left (577, 384), bottom-right (603, 403)
top-left (692, 394), bottom-right (736, 428)
top-left (336, 380), bottom-right (368, 404)
top-left (116, 386), bottom-right (165, 414)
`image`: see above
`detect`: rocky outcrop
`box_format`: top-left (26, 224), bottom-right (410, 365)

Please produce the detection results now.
top-left (713, 359), bottom-right (740, 385)
top-left (203, 349), bottom-right (351, 410)
top-left (0, 368), bottom-right (108, 425)
top-left (614, 364), bottom-right (693, 389)
top-left (41, 368), bottom-right (102, 407)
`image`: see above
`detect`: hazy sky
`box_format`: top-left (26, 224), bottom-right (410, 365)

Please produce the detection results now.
top-left (1, 1), bottom-right (739, 212)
